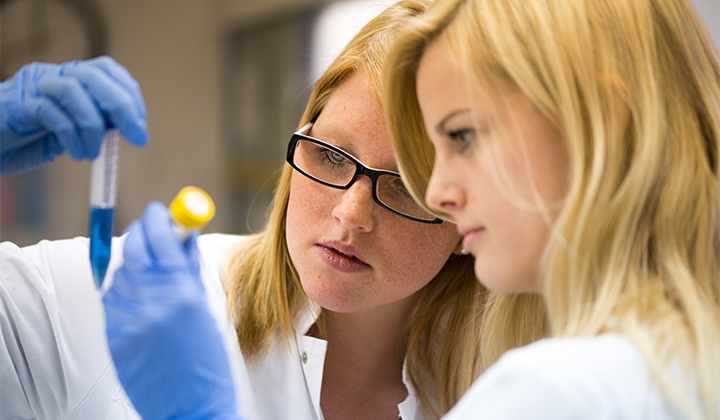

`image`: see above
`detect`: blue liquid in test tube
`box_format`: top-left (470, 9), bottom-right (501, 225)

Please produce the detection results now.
top-left (89, 129), bottom-right (120, 289)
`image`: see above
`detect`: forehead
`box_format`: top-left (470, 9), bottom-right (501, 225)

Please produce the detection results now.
top-left (416, 41), bottom-right (472, 125)
top-left (312, 74), bottom-right (396, 170)
top-left (417, 40), bottom-right (513, 127)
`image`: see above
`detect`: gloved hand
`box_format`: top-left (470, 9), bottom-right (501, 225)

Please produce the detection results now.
top-left (0, 56), bottom-right (148, 175)
top-left (103, 202), bottom-right (240, 420)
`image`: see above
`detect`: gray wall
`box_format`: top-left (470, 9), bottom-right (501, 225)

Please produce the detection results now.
top-left (693, 0), bottom-right (719, 48)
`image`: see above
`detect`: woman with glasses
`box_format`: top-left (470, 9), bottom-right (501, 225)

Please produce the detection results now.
top-left (1, 2), bottom-right (549, 419)
top-left (215, 36), bottom-right (480, 417)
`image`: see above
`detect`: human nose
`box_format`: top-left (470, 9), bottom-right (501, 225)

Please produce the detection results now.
top-left (332, 175), bottom-right (376, 232)
top-left (425, 157), bottom-right (465, 216)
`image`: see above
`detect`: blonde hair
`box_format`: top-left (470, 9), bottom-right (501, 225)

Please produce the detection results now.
top-left (221, 1), bottom-right (488, 416)
top-left (386, 0), bottom-right (720, 417)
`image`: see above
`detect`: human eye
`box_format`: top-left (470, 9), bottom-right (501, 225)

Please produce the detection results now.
top-left (446, 128), bottom-right (476, 151)
top-left (387, 176), bottom-right (414, 202)
top-left (315, 145), bottom-right (349, 169)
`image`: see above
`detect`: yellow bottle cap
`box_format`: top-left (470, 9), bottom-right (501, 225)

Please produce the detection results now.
top-left (169, 186), bottom-right (215, 230)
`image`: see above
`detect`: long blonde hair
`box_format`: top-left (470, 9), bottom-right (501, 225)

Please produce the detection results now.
top-left (222, 1), bottom-right (489, 416)
top-left (386, 0), bottom-right (720, 417)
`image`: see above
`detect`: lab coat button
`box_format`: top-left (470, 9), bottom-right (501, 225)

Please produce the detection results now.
top-left (301, 351), bottom-right (308, 364)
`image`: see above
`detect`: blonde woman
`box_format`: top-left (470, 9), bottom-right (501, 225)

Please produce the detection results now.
top-left (0, 2), bottom-right (510, 420)
top-left (385, 0), bottom-right (720, 418)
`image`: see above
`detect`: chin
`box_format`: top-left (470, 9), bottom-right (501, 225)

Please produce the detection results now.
top-left (309, 299), bottom-right (364, 314)
top-left (303, 286), bottom-right (363, 314)
top-left (474, 262), bottom-right (540, 294)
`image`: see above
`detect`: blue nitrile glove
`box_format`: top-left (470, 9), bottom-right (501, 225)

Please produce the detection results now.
top-left (103, 202), bottom-right (240, 420)
top-left (0, 56), bottom-right (148, 175)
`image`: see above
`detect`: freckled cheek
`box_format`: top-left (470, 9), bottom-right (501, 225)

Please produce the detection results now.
top-left (287, 173), bottom-right (335, 224)
top-left (286, 174), bottom-right (329, 255)
top-left (379, 224), bottom-right (458, 286)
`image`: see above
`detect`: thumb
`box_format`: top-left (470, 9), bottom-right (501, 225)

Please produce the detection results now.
top-left (183, 231), bottom-right (202, 281)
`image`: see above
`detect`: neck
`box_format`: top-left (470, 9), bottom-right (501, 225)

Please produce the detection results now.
top-left (311, 297), bottom-right (416, 420)
top-left (321, 302), bottom-right (414, 379)
top-left (315, 295), bottom-right (420, 420)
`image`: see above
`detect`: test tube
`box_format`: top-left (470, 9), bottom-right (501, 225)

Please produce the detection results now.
top-left (89, 129), bottom-right (120, 289)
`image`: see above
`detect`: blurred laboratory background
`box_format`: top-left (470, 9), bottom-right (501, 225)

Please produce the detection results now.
top-left (1, 0), bottom-right (719, 246)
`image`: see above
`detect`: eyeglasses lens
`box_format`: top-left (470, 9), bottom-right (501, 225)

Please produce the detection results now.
top-left (293, 138), bottom-right (437, 222)
top-left (376, 174), bottom-right (432, 220)
top-left (294, 139), bottom-right (355, 186)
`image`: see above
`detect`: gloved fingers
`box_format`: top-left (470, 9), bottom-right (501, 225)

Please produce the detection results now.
top-left (79, 56), bottom-right (147, 121)
top-left (105, 225), bottom-right (149, 328)
top-left (60, 61), bottom-right (149, 148)
top-left (0, 136), bottom-right (64, 175)
top-left (103, 269), bottom-right (142, 319)
top-left (141, 202), bottom-right (188, 270)
top-left (36, 73), bottom-right (105, 159)
top-left (110, 217), bottom-right (157, 304)
top-left (184, 231), bottom-right (201, 274)
top-left (112, 203), bottom-right (195, 305)
top-left (103, 278), bottom-right (156, 376)
top-left (182, 231), bottom-right (209, 294)
top-left (121, 218), bottom-right (154, 276)
top-left (22, 95), bottom-right (85, 159)
top-left (1, 68), bottom-right (41, 145)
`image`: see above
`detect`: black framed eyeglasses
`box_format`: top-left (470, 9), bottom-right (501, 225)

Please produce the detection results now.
top-left (286, 123), bottom-right (443, 224)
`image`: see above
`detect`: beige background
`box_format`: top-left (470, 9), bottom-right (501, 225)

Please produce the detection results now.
top-left (1, 0), bottom-right (329, 246)
top-left (0, 0), bottom-right (718, 247)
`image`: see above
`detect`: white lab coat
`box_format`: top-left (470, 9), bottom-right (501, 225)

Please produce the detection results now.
top-left (443, 334), bottom-right (717, 420)
top-left (0, 234), bottom-right (424, 420)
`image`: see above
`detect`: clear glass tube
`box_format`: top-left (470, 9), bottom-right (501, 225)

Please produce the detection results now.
top-left (89, 129), bottom-right (119, 289)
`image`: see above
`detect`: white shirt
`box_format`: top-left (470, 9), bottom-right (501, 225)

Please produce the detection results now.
top-left (0, 234), bottom-right (424, 420)
top-left (443, 334), bottom-right (713, 420)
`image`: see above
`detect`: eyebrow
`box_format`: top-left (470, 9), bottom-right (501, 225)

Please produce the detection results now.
top-left (308, 124), bottom-right (343, 144)
top-left (436, 108), bottom-right (471, 134)
top-left (310, 123), bottom-right (367, 159)
top-left (309, 124), bottom-right (400, 173)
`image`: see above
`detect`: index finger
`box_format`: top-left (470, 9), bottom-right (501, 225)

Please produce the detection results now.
top-left (60, 61), bottom-right (148, 147)
top-left (140, 202), bottom-right (188, 270)
top-left (80, 56), bottom-right (147, 120)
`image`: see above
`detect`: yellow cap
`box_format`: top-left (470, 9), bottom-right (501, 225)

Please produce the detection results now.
top-left (169, 186), bottom-right (215, 229)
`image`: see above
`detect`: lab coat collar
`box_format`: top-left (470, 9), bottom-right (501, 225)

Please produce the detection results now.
top-left (292, 302), bottom-right (423, 420)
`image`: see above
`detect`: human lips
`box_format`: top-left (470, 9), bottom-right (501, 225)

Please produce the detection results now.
top-left (316, 241), bottom-right (371, 273)
top-left (457, 225), bottom-right (485, 254)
